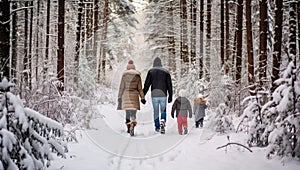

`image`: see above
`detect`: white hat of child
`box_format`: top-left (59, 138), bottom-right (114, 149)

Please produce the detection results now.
top-left (197, 94), bottom-right (203, 99)
top-left (179, 89), bottom-right (187, 97)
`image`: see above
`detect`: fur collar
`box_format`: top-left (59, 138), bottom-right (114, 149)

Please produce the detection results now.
top-left (123, 69), bottom-right (141, 75)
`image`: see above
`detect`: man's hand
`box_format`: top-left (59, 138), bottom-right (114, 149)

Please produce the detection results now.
top-left (141, 99), bottom-right (146, 104)
top-left (171, 114), bottom-right (174, 118)
top-left (168, 97), bottom-right (172, 103)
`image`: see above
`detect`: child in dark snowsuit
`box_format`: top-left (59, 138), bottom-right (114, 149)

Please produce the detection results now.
top-left (171, 90), bottom-right (193, 135)
top-left (193, 94), bottom-right (207, 128)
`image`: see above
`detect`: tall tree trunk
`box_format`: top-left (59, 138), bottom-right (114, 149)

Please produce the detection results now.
top-left (232, 31), bottom-right (237, 79)
top-left (23, 2), bottom-right (29, 88)
top-left (94, 0), bottom-right (99, 33)
top-left (289, 1), bottom-right (297, 62)
top-left (220, 0), bottom-right (225, 67)
top-left (28, 0), bottom-right (33, 89)
top-left (225, 0), bottom-right (230, 75)
top-left (289, 1), bottom-right (297, 146)
top-left (44, 0), bottom-right (51, 80)
top-left (297, 0), bottom-right (300, 61)
top-left (0, 0), bottom-right (10, 80)
top-left (35, 0), bottom-right (41, 83)
top-left (75, 0), bottom-right (83, 86)
top-left (206, 0), bottom-right (212, 81)
top-left (246, 0), bottom-right (254, 94)
top-left (190, 0), bottom-right (197, 65)
top-left (259, 0), bottom-right (268, 86)
top-left (180, 0), bottom-right (189, 75)
top-left (167, 0), bottom-right (176, 74)
top-left (236, 0), bottom-right (243, 85)
top-left (86, 1), bottom-right (94, 39)
top-left (98, 0), bottom-right (109, 81)
top-left (272, 0), bottom-right (283, 92)
top-left (57, 0), bottom-right (65, 91)
top-left (86, 0), bottom-right (94, 61)
top-left (199, 0), bottom-right (204, 79)
top-left (11, 2), bottom-right (18, 80)
top-left (93, 0), bottom-right (99, 59)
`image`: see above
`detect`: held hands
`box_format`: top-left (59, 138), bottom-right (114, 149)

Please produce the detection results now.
top-left (168, 97), bottom-right (172, 103)
top-left (141, 99), bottom-right (146, 104)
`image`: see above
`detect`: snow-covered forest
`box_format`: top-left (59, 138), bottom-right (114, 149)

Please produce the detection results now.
top-left (0, 0), bottom-right (300, 169)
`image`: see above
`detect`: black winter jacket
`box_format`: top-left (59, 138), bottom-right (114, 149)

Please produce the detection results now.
top-left (143, 67), bottom-right (173, 98)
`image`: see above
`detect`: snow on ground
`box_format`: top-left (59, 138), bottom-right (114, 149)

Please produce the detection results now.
top-left (48, 10), bottom-right (300, 170)
top-left (48, 102), bottom-right (300, 170)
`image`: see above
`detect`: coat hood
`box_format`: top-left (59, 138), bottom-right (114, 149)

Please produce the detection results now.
top-left (153, 57), bottom-right (162, 67)
top-left (123, 70), bottom-right (141, 82)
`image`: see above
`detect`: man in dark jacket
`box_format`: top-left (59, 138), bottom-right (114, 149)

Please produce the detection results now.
top-left (143, 57), bottom-right (173, 133)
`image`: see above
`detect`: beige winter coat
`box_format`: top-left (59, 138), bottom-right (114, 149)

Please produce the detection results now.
top-left (118, 70), bottom-right (145, 110)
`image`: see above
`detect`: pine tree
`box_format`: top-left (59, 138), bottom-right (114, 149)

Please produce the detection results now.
top-left (0, 78), bottom-right (66, 169)
top-left (240, 90), bottom-right (266, 147)
top-left (263, 60), bottom-right (300, 159)
top-left (206, 103), bottom-right (234, 134)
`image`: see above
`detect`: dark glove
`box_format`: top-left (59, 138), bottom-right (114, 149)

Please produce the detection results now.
top-left (117, 98), bottom-right (122, 110)
top-left (171, 114), bottom-right (174, 118)
top-left (168, 97), bottom-right (172, 103)
top-left (189, 114), bottom-right (192, 118)
top-left (141, 99), bottom-right (146, 104)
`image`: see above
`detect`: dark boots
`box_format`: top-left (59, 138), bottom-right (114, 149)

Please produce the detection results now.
top-left (125, 120), bottom-right (137, 136)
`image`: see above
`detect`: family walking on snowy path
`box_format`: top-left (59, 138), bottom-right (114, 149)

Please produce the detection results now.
top-left (117, 57), bottom-right (207, 136)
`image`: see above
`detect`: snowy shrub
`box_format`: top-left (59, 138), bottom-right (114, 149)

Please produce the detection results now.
top-left (64, 124), bottom-right (82, 143)
top-left (18, 75), bottom-right (77, 125)
top-left (263, 61), bottom-right (300, 159)
top-left (206, 103), bottom-right (234, 134)
top-left (241, 61), bottom-right (300, 159)
top-left (239, 93), bottom-right (268, 147)
top-left (0, 78), bottom-right (66, 169)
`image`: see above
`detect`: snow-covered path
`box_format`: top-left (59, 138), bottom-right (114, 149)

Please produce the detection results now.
top-left (48, 102), bottom-right (300, 170)
top-left (85, 103), bottom-right (211, 159)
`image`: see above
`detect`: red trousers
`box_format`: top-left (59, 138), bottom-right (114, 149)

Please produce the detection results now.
top-left (177, 117), bottom-right (188, 134)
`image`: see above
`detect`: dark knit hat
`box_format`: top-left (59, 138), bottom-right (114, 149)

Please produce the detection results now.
top-left (153, 57), bottom-right (162, 67)
top-left (127, 60), bottom-right (136, 70)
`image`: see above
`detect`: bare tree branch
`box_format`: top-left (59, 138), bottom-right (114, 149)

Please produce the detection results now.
top-left (216, 142), bottom-right (253, 152)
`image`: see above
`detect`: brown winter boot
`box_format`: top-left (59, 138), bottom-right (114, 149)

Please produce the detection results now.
top-left (125, 121), bottom-right (131, 133)
top-left (129, 120), bottom-right (137, 136)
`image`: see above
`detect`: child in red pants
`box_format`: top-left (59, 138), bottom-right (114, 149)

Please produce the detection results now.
top-left (171, 90), bottom-right (193, 135)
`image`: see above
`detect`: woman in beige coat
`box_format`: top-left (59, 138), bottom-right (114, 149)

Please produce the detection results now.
top-left (117, 60), bottom-right (146, 136)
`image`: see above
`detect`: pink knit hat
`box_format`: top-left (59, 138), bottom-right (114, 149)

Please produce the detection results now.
top-left (126, 60), bottom-right (136, 70)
